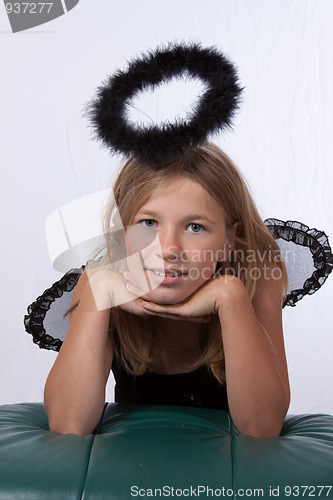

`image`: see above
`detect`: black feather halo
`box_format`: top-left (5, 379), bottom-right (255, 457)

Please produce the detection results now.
top-left (87, 43), bottom-right (243, 165)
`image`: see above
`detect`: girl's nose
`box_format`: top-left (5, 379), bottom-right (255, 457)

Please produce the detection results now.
top-left (158, 227), bottom-right (183, 262)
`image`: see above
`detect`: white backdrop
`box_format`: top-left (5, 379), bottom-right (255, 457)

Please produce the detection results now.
top-left (1, 0), bottom-right (332, 414)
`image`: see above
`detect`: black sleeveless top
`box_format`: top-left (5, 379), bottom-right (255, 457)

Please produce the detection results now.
top-left (112, 356), bottom-right (229, 410)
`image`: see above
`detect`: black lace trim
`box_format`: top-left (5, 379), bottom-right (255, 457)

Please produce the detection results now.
top-left (265, 218), bottom-right (333, 307)
top-left (23, 265), bottom-right (85, 352)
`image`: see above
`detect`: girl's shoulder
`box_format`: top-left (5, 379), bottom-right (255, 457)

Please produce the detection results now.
top-left (72, 269), bottom-right (90, 302)
top-left (253, 263), bottom-right (284, 309)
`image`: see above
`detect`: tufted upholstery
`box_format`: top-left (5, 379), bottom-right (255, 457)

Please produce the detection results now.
top-left (0, 403), bottom-right (332, 499)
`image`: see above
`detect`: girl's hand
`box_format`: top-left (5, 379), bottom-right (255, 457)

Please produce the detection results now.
top-left (124, 273), bottom-right (244, 322)
top-left (81, 265), bottom-right (151, 319)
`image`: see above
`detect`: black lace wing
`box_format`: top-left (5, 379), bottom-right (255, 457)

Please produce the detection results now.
top-left (265, 218), bottom-right (333, 307)
top-left (24, 266), bottom-right (85, 351)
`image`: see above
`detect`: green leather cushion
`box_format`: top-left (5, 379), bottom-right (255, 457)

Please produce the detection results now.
top-left (0, 403), bottom-right (332, 499)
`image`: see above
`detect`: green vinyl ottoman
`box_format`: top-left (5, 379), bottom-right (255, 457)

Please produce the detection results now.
top-left (0, 402), bottom-right (332, 499)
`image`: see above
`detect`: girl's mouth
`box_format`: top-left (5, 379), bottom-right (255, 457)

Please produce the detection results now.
top-left (146, 268), bottom-right (188, 285)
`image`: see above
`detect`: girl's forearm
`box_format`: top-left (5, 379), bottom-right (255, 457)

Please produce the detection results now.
top-left (44, 295), bottom-right (112, 436)
top-left (217, 282), bottom-right (290, 437)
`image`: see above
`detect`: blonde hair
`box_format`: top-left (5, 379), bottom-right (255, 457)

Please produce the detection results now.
top-left (89, 142), bottom-right (287, 382)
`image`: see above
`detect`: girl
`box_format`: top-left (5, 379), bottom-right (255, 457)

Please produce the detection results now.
top-left (44, 142), bottom-right (290, 438)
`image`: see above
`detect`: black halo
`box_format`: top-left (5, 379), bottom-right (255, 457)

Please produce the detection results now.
top-left (87, 43), bottom-right (243, 165)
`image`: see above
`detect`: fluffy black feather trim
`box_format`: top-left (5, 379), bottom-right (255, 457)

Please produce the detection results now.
top-left (86, 43), bottom-right (243, 164)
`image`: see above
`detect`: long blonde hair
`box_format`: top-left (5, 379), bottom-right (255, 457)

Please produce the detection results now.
top-left (91, 142), bottom-right (287, 382)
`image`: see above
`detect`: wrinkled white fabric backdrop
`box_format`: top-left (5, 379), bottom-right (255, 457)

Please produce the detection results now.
top-left (1, 0), bottom-right (332, 414)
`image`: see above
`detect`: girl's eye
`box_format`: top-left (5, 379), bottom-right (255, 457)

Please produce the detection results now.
top-left (141, 219), bottom-right (157, 228)
top-left (188, 223), bottom-right (205, 233)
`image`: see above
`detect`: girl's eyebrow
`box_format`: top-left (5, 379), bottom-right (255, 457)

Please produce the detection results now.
top-left (135, 210), bottom-right (159, 218)
top-left (187, 215), bottom-right (218, 225)
top-left (136, 210), bottom-right (218, 225)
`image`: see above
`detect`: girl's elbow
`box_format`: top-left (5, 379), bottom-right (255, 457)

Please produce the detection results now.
top-left (236, 401), bottom-right (289, 438)
top-left (239, 422), bottom-right (283, 438)
top-left (45, 401), bottom-right (98, 436)
top-left (48, 415), bottom-right (94, 436)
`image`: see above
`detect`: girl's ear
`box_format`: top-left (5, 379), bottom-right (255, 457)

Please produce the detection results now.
top-left (224, 221), bottom-right (242, 251)
top-left (217, 221), bottom-right (242, 263)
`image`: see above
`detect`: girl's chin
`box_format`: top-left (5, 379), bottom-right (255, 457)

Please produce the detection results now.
top-left (144, 286), bottom-right (195, 305)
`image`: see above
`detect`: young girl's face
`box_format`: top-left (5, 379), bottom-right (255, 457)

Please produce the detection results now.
top-left (126, 176), bottom-right (235, 305)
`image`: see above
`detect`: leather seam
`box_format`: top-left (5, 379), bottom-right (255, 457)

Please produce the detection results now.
top-left (79, 435), bottom-right (95, 500)
top-left (79, 403), bottom-right (108, 498)
top-left (231, 434), bottom-right (236, 499)
top-left (228, 412), bottom-right (236, 499)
